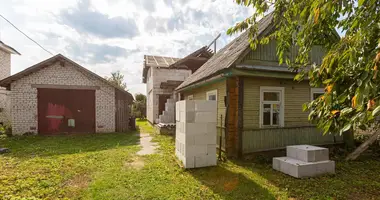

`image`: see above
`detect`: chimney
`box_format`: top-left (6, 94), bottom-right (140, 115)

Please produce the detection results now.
top-left (0, 41), bottom-right (20, 81)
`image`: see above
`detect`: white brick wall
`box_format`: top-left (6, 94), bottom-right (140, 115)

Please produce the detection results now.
top-left (0, 49), bottom-right (11, 80)
top-left (0, 49), bottom-right (11, 124)
top-left (10, 62), bottom-right (115, 135)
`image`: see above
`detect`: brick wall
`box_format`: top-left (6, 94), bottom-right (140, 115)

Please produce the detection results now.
top-left (0, 49), bottom-right (11, 124)
top-left (0, 49), bottom-right (11, 80)
top-left (10, 61), bottom-right (115, 135)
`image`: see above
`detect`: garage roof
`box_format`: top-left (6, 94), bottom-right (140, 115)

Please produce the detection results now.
top-left (0, 54), bottom-right (133, 101)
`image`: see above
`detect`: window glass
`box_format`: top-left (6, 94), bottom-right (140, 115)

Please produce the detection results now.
top-left (208, 94), bottom-right (216, 101)
top-left (264, 92), bottom-right (280, 101)
top-left (263, 112), bottom-right (271, 125)
top-left (261, 88), bottom-right (283, 127)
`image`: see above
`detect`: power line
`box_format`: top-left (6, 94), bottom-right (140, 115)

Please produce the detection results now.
top-left (0, 14), bottom-right (54, 55)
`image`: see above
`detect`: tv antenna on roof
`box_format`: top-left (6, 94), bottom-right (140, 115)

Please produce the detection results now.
top-left (207, 33), bottom-right (221, 54)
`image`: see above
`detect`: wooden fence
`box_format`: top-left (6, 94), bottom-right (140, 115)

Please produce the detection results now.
top-left (242, 126), bottom-right (344, 153)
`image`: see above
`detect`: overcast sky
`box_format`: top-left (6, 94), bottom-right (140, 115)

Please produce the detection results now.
top-left (0, 0), bottom-right (253, 95)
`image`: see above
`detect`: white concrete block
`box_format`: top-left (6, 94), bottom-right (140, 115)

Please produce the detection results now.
top-left (175, 102), bottom-right (180, 121)
top-left (185, 100), bottom-right (195, 112)
top-left (194, 100), bottom-right (217, 112)
top-left (187, 145), bottom-right (208, 157)
top-left (184, 123), bottom-right (208, 135)
top-left (194, 112), bottom-right (217, 123)
top-left (175, 100), bottom-right (217, 169)
top-left (207, 144), bottom-right (217, 155)
top-left (273, 157), bottom-right (335, 178)
top-left (287, 145), bottom-right (329, 162)
top-left (194, 134), bottom-right (217, 145)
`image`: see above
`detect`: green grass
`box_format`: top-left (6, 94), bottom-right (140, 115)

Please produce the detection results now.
top-left (1, 120), bottom-right (380, 199)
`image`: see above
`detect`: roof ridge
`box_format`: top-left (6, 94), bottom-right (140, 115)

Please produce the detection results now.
top-left (175, 12), bottom-right (274, 91)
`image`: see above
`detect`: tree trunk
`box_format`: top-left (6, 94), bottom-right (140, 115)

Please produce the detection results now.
top-left (345, 130), bottom-right (380, 161)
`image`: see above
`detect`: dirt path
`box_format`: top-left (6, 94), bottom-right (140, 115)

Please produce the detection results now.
top-left (136, 133), bottom-right (157, 156)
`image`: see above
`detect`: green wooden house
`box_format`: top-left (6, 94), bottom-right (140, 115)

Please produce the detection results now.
top-left (175, 12), bottom-right (343, 157)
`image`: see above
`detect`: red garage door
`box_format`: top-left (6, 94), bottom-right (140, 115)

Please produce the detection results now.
top-left (38, 88), bottom-right (95, 134)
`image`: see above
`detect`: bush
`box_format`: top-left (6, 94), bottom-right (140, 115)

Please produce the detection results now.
top-left (0, 123), bottom-right (12, 137)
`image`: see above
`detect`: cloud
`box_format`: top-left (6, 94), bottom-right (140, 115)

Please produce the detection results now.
top-left (59, 0), bottom-right (139, 38)
top-left (0, 0), bottom-right (253, 96)
top-left (65, 40), bottom-right (129, 64)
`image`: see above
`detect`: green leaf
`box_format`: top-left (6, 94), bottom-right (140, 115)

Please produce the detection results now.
top-left (341, 107), bottom-right (353, 115)
top-left (302, 103), bottom-right (308, 111)
top-left (342, 123), bottom-right (352, 133)
top-left (358, 0), bottom-right (364, 6)
top-left (372, 106), bottom-right (380, 116)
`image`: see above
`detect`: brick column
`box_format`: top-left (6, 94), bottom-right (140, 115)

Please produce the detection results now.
top-left (225, 76), bottom-right (244, 158)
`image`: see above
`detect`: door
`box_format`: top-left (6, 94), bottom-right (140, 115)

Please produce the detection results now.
top-left (158, 94), bottom-right (171, 117)
top-left (38, 88), bottom-right (95, 134)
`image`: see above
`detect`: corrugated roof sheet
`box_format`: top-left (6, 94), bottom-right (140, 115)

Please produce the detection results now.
top-left (176, 12), bottom-right (274, 90)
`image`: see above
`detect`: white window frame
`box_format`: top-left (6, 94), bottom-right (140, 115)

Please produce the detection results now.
top-left (206, 90), bottom-right (217, 101)
top-left (187, 95), bottom-right (194, 100)
top-left (259, 86), bottom-right (285, 128)
top-left (310, 88), bottom-right (325, 101)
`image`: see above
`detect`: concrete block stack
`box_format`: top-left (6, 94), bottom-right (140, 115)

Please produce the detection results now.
top-left (273, 145), bottom-right (335, 178)
top-left (175, 100), bottom-right (217, 168)
top-left (159, 98), bottom-right (176, 123)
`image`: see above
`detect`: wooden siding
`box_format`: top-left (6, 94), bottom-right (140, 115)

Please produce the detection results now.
top-left (243, 127), bottom-right (343, 153)
top-left (241, 40), bottom-right (325, 66)
top-left (183, 79), bottom-right (226, 127)
top-left (243, 77), bottom-right (311, 129)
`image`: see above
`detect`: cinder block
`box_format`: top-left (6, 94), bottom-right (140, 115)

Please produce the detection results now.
top-left (194, 112), bottom-right (217, 123)
top-left (193, 134), bottom-right (217, 145)
top-left (175, 102), bottom-right (180, 121)
top-left (273, 157), bottom-right (335, 178)
top-left (175, 100), bottom-right (217, 169)
top-left (287, 145), bottom-right (329, 162)
top-left (185, 123), bottom-right (208, 135)
top-left (186, 111), bottom-right (195, 122)
top-left (187, 145), bottom-right (208, 157)
top-left (207, 144), bottom-right (217, 155)
top-left (194, 100), bottom-right (217, 112)
top-left (185, 100), bottom-right (195, 112)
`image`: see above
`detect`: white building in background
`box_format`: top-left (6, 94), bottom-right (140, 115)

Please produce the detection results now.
top-left (142, 47), bottom-right (213, 124)
top-left (0, 41), bottom-right (20, 126)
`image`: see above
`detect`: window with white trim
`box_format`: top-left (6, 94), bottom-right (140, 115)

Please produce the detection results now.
top-left (260, 87), bottom-right (284, 127)
top-left (206, 90), bottom-right (217, 101)
top-left (187, 95), bottom-right (194, 100)
top-left (311, 88), bottom-right (325, 101)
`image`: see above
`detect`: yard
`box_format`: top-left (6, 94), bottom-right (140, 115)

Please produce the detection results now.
top-left (1, 120), bottom-right (380, 200)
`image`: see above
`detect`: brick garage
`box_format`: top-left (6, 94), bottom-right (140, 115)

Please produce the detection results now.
top-left (0, 54), bottom-right (133, 135)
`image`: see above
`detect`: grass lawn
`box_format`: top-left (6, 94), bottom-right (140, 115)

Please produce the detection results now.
top-left (1, 120), bottom-right (380, 199)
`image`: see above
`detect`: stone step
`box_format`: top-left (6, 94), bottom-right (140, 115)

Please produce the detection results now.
top-left (287, 145), bottom-right (329, 162)
top-left (273, 157), bottom-right (335, 178)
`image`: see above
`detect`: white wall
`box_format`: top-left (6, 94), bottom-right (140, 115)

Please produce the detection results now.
top-left (146, 66), bottom-right (192, 123)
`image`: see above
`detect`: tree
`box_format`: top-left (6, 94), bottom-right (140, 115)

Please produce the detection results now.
top-left (132, 93), bottom-right (146, 119)
top-left (229, 0), bottom-right (380, 160)
top-left (105, 71), bottom-right (127, 90)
